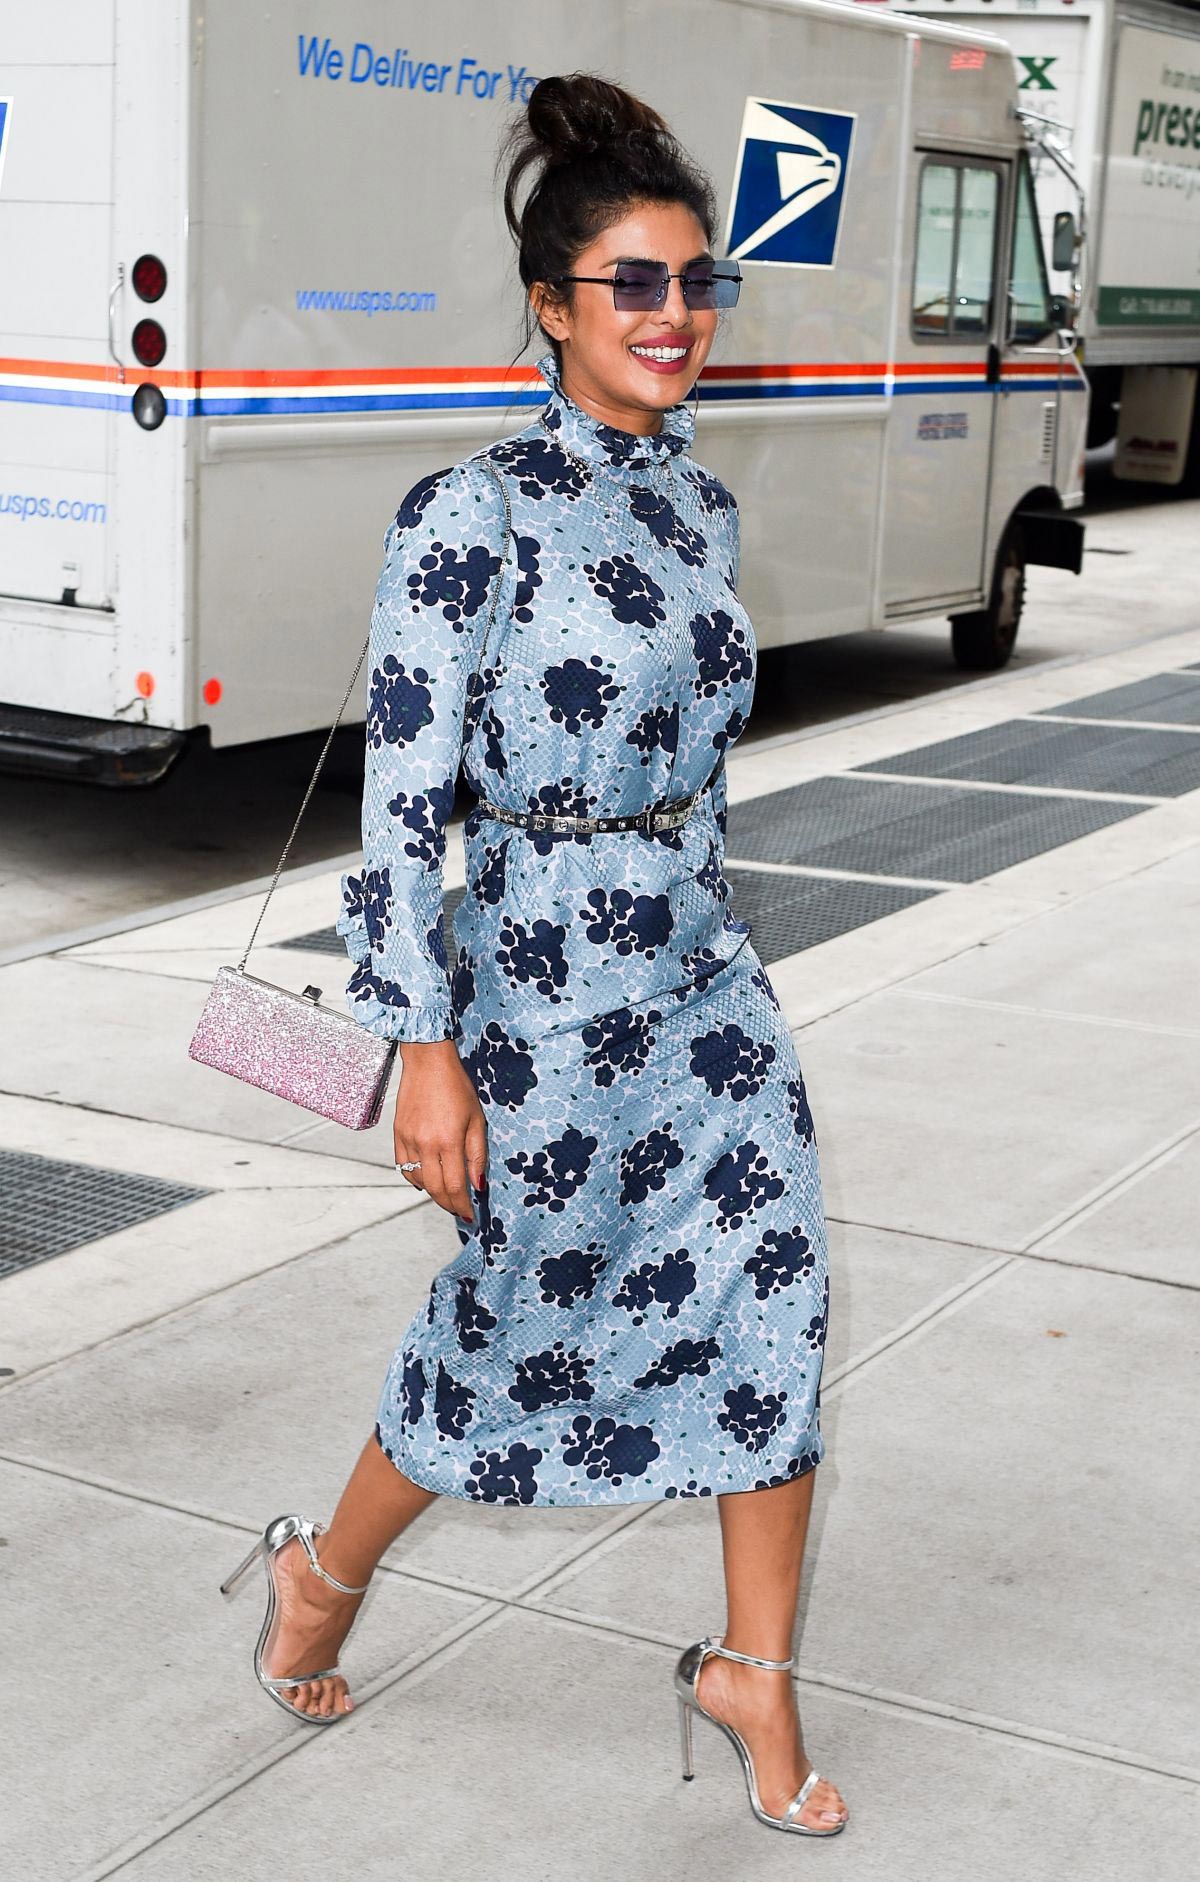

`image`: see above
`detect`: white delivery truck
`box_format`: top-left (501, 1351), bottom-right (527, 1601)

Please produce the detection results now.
top-left (0, 0), bottom-right (1086, 784)
top-left (884, 0), bottom-right (1200, 484)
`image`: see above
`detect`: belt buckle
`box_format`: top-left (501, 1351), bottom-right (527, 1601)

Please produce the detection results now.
top-left (644, 797), bottom-right (688, 836)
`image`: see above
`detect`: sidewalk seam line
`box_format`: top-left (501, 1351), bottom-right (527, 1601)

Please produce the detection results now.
top-left (1030, 712), bottom-right (1200, 734)
top-left (823, 1212), bottom-right (1200, 1293)
top-left (724, 855), bottom-right (957, 890)
top-left (0, 1082), bottom-right (403, 1164)
top-left (895, 985), bottom-right (1200, 1041)
top-left (0, 1200), bottom-right (418, 1393)
top-left (1023, 1099), bottom-right (1200, 1249)
top-left (507, 1604), bottom-right (1200, 1786)
top-left (1024, 1112), bottom-right (1200, 1254)
top-left (843, 770), bottom-right (1165, 806)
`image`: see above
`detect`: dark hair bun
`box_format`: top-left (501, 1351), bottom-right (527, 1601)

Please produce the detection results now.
top-left (499, 71), bottom-right (719, 359)
top-left (525, 73), bottom-right (669, 163)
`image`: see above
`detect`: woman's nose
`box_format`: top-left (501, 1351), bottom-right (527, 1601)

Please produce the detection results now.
top-left (657, 275), bottom-right (693, 326)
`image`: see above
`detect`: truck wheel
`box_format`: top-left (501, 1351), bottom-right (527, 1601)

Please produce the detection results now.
top-left (949, 519), bottom-right (1027, 671)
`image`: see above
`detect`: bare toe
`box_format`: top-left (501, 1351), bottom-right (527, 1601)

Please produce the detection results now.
top-left (800, 1778), bottom-right (847, 1827)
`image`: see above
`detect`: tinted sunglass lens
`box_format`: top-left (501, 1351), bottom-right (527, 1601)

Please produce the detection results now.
top-left (711, 269), bottom-right (743, 309)
top-left (681, 269), bottom-right (717, 309)
top-left (612, 263), bottom-right (669, 310)
top-left (681, 268), bottom-right (742, 309)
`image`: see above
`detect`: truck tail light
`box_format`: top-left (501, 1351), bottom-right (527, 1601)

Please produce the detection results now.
top-left (132, 318), bottom-right (167, 367)
top-left (132, 253), bottom-right (167, 302)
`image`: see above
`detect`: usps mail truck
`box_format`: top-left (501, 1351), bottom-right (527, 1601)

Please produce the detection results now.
top-left (884, 0), bottom-right (1200, 484)
top-left (0, 0), bottom-right (1086, 783)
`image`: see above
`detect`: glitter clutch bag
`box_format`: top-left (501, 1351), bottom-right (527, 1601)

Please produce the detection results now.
top-left (188, 963), bottom-right (399, 1129)
top-left (187, 461), bottom-right (513, 1128)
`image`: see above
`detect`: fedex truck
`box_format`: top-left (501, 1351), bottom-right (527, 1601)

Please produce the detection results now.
top-left (884, 0), bottom-right (1200, 483)
top-left (0, 0), bottom-right (1086, 784)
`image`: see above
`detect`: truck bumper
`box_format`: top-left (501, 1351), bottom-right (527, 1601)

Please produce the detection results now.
top-left (0, 704), bottom-right (188, 786)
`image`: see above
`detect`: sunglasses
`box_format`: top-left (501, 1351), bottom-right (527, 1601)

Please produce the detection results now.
top-left (555, 258), bottom-right (743, 312)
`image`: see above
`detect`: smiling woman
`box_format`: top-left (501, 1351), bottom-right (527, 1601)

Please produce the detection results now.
top-left (500, 76), bottom-right (734, 435)
top-left (222, 70), bottom-right (849, 1845)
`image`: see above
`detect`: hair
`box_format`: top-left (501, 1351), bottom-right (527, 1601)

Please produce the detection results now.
top-left (499, 73), bottom-right (719, 362)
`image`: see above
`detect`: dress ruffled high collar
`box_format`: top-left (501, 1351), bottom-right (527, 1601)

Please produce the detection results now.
top-left (535, 351), bottom-right (695, 473)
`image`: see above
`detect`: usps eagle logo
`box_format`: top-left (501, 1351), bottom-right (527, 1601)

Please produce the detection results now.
top-left (725, 98), bottom-right (856, 267)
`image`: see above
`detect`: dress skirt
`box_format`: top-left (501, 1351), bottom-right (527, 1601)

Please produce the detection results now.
top-left (373, 937), bottom-right (828, 1506)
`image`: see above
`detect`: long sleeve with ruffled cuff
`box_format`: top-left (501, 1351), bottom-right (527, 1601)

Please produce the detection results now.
top-left (337, 460), bottom-right (507, 1041)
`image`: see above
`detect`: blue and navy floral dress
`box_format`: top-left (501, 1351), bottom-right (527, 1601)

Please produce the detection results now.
top-left (338, 353), bottom-right (829, 1505)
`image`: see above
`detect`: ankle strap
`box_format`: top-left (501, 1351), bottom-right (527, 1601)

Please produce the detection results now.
top-left (300, 1520), bottom-right (371, 1595)
top-left (705, 1633), bottom-right (794, 1671)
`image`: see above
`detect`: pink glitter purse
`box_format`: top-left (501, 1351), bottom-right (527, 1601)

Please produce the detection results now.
top-left (188, 462), bottom-right (513, 1128)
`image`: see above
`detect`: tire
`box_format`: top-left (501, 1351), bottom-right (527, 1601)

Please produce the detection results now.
top-left (949, 519), bottom-right (1027, 672)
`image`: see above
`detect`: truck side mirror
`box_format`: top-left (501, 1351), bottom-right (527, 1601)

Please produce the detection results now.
top-left (1051, 211), bottom-right (1076, 273)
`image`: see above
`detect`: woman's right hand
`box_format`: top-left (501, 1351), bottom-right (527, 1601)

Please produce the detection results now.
top-left (393, 1039), bottom-right (488, 1225)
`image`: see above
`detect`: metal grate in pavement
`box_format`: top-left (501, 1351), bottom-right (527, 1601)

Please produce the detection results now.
top-left (725, 774), bottom-right (1145, 883)
top-left (274, 926), bottom-right (346, 956)
top-left (0, 1151), bottom-right (211, 1279)
top-left (1036, 671), bottom-right (1200, 726)
top-left (724, 866), bottom-right (937, 961)
top-left (852, 719), bottom-right (1200, 798)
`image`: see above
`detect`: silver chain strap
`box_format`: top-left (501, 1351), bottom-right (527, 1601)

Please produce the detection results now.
top-left (236, 460), bottom-right (514, 972)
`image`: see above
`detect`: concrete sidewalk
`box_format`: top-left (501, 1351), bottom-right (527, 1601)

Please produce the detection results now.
top-left (3, 624), bottom-right (1199, 1881)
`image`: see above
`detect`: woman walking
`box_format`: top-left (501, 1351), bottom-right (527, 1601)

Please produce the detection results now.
top-left (223, 74), bottom-right (848, 1838)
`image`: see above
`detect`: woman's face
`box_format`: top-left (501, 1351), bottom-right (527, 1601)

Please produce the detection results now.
top-left (533, 199), bottom-right (720, 436)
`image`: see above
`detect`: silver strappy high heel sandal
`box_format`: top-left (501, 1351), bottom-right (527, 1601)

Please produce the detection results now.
top-left (219, 1513), bottom-right (371, 1725)
top-left (674, 1634), bottom-right (847, 1836)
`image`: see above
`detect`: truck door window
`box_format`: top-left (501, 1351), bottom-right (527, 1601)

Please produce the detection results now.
top-left (1010, 149), bottom-right (1055, 341)
top-left (912, 159), bottom-right (1000, 341)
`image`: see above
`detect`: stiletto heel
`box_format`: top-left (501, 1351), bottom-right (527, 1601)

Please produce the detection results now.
top-left (673, 1634), bottom-right (847, 1837)
top-left (219, 1536), bottom-right (265, 1596)
top-left (677, 1694), bottom-right (695, 1780)
top-left (220, 1513), bottom-right (371, 1726)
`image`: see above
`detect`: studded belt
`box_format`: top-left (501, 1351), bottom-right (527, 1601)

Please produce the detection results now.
top-left (474, 756), bottom-right (724, 837)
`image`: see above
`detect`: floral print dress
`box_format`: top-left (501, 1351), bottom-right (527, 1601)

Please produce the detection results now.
top-left (337, 353), bottom-right (829, 1505)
